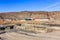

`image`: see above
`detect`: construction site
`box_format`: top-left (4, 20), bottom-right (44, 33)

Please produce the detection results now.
top-left (0, 11), bottom-right (60, 40)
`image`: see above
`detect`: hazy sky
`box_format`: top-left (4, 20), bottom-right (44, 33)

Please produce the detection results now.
top-left (0, 0), bottom-right (60, 12)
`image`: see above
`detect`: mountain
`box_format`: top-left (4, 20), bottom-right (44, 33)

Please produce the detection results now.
top-left (0, 11), bottom-right (60, 20)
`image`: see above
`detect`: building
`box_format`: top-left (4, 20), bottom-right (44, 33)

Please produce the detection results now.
top-left (33, 18), bottom-right (49, 21)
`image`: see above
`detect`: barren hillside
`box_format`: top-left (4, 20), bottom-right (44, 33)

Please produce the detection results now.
top-left (0, 11), bottom-right (60, 20)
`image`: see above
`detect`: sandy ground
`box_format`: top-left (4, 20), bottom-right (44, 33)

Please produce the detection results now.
top-left (0, 31), bottom-right (60, 40)
top-left (0, 32), bottom-right (41, 40)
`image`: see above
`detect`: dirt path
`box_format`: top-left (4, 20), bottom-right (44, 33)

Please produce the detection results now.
top-left (0, 32), bottom-right (41, 40)
top-left (0, 31), bottom-right (60, 40)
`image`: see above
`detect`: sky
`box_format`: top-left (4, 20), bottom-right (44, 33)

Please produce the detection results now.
top-left (0, 0), bottom-right (60, 12)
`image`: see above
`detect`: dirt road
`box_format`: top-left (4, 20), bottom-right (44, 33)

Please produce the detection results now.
top-left (0, 31), bottom-right (60, 40)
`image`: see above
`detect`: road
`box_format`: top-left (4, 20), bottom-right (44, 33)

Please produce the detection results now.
top-left (0, 31), bottom-right (60, 40)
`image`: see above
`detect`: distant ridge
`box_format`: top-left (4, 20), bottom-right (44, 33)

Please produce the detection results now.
top-left (0, 11), bottom-right (60, 20)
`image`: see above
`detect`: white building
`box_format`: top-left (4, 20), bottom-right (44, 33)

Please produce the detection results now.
top-left (34, 18), bottom-right (49, 21)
